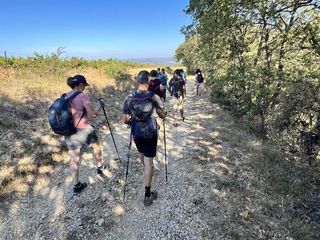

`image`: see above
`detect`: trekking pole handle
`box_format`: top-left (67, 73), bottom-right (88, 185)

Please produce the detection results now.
top-left (98, 98), bottom-right (106, 108)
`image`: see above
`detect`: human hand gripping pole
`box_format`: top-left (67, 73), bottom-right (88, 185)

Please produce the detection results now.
top-left (98, 98), bottom-right (122, 163)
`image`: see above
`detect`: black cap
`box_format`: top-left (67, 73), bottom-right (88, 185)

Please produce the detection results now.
top-left (137, 70), bottom-right (150, 84)
top-left (174, 69), bottom-right (181, 76)
top-left (72, 75), bottom-right (89, 86)
top-left (150, 70), bottom-right (158, 78)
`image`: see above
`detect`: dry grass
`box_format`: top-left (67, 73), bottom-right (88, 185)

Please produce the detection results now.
top-left (0, 67), bottom-right (115, 102)
top-left (0, 66), bottom-right (177, 103)
top-left (0, 61), bottom-right (182, 196)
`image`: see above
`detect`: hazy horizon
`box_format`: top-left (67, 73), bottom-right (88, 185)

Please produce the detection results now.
top-left (1, 50), bottom-right (177, 64)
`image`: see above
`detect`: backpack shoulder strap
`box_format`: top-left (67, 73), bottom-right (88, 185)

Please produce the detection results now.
top-left (131, 91), bottom-right (153, 101)
top-left (67, 91), bottom-right (82, 101)
top-left (65, 91), bottom-right (84, 128)
top-left (75, 109), bottom-right (86, 128)
top-left (131, 90), bottom-right (138, 98)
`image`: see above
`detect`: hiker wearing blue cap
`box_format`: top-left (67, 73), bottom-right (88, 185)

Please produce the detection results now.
top-left (122, 70), bottom-right (167, 206)
top-left (64, 75), bottom-right (106, 194)
top-left (159, 68), bottom-right (168, 102)
top-left (180, 69), bottom-right (187, 83)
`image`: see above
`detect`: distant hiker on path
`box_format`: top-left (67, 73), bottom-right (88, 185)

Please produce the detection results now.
top-left (180, 69), bottom-right (187, 97)
top-left (122, 70), bottom-right (167, 206)
top-left (159, 68), bottom-right (168, 102)
top-left (64, 75), bottom-right (105, 194)
top-left (169, 69), bottom-right (186, 126)
top-left (195, 69), bottom-right (204, 96)
top-left (180, 69), bottom-right (187, 83)
top-left (148, 70), bottom-right (163, 98)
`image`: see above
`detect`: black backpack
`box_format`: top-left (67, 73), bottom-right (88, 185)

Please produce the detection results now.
top-left (197, 73), bottom-right (204, 83)
top-left (171, 78), bottom-right (184, 98)
top-left (48, 91), bottom-right (81, 135)
top-left (129, 91), bottom-right (157, 139)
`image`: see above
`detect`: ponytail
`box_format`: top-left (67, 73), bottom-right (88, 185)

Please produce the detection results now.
top-left (67, 77), bottom-right (75, 89)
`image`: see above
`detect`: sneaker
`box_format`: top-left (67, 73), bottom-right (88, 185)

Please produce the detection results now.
top-left (73, 182), bottom-right (87, 195)
top-left (144, 191), bottom-right (158, 207)
top-left (97, 165), bottom-right (107, 175)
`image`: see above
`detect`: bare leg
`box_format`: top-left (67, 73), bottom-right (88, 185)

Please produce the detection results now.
top-left (144, 157), bottom-right (154, 187)
top-left (92, 142), bottom-right (103, 168)
top-left (140, 153), bottom-right (144, 165)
top-left (69, 148), bottom-right (81, 185)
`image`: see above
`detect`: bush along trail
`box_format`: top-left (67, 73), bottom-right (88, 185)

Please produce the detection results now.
top-left (1, 80), bottom-right (320, 240)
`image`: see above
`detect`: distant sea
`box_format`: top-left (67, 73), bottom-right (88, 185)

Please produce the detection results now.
top-left (121, 57), bottom-right (177, 65)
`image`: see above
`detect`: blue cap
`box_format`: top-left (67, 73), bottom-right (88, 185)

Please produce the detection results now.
top-left (72, 75), bottom-right (89, 86)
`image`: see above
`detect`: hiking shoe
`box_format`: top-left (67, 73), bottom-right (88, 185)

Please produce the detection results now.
top-left (73, 182), bottom-right (87, 195)
top-left (173, 122), bottom-right (179, 127)
top-left (182, 117), bottom-right (185, 122)
top-left (144, 191), bottom-right (158, 207)
top-left (97, 165), bottom-right (107, 175)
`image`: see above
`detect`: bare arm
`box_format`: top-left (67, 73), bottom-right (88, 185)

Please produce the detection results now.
top-left (168, 78), bottom-right (173, 95)
top-left (153, 95), bottom-right (167, 119)
top-left (122, 96), bottom-right (131, 124)
top-left (84, 102), bottom-right (100, 118)
top-left (156, 108), bottom-right (167, 119)
top-left (122, 114), bottom-right (130, 124)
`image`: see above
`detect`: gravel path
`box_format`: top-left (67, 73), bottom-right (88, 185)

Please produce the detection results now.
top-left (1, 82), bottom-right (290, 239)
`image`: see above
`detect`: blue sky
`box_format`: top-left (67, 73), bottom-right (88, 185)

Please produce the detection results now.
top-left (0, 0), bottom-right (191, 59)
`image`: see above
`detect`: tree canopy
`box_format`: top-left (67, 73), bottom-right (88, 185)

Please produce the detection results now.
top-left (177, 0), bottom-right (320, 162)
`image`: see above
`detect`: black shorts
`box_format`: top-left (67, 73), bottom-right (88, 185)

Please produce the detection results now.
top-left (133, 136), bottom-right (158, 158)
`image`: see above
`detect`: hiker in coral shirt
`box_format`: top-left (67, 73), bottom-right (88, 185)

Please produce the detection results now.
top-left (65, 75), bottom-right (106, 194)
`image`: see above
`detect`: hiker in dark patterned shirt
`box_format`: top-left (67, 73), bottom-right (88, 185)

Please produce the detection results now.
top-left (122, 70), bottom-right (166, 206)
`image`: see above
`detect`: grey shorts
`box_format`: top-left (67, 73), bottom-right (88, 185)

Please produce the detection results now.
top-left (64, 127), bottom-right (99, 150)
top-left (170, 95), bottom-right (184, 111)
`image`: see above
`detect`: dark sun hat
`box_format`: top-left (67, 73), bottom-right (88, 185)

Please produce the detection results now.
top-left (72, 75), bottom-right (89, 86)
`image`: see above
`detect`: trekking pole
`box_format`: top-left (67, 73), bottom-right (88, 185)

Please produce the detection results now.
top-left (123, 129), bottom-right (132, 201)
top-left (163, 118), bottom-right (168, 183)
top-left (163, 103), bottom-right (168, 183)
top-left (98, 98), bottom-right (122, 163)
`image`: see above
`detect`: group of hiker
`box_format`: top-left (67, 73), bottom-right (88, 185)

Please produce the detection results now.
top-left (48, 67), bottom-right (205, 206)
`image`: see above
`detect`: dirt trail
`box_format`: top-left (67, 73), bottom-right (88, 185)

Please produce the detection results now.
top-left (1, 81), bottom-right (294, 239)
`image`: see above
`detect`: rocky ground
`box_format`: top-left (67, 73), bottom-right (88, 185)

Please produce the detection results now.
top-left (1, 82), bottom-right (319, 240)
